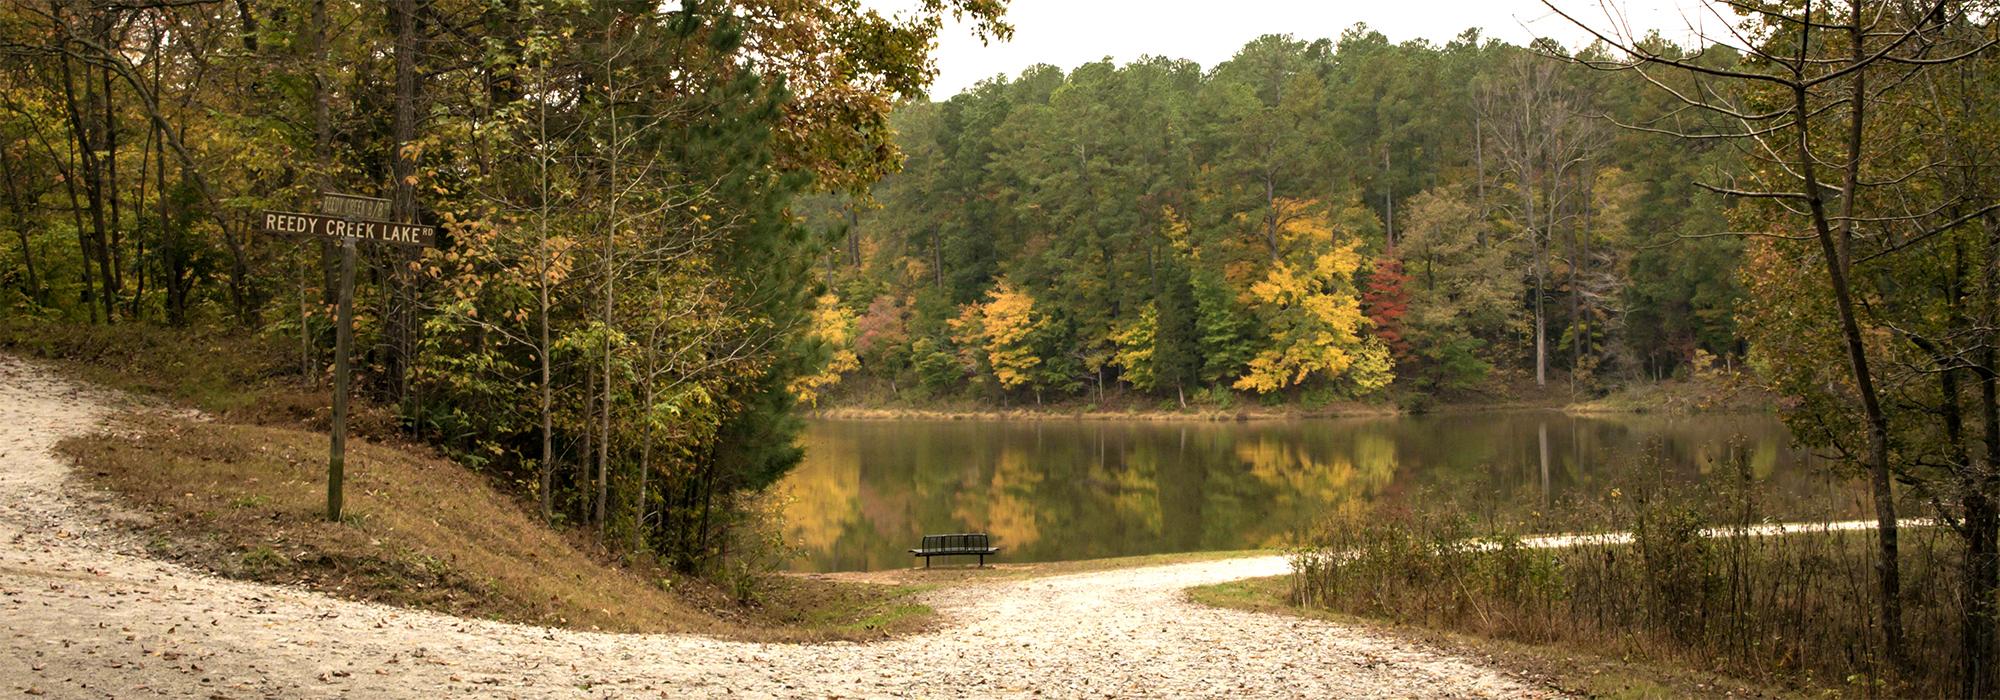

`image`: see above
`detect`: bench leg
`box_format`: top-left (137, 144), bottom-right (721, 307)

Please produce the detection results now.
top-left (924, 555), bottom-right (930, 569)
top-left (978, 554), bottom-right (984, 568)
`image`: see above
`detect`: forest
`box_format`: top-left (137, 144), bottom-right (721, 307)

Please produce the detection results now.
top-left (3, 0), bottom-right (2000, 692)
top-left (0, 0), bottom-right (1008, 570)
top-left (799, 27), bottom-right (1747, 408)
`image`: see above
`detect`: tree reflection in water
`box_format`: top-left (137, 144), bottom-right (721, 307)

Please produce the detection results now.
top-left (778, 413), bottom-right (1853, 572)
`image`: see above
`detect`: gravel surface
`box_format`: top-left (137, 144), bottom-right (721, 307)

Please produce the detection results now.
top-left (0, 355), bottom-right (1558, 699)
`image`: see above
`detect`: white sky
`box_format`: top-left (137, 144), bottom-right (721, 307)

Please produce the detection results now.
top-left (863, 1), bottom-right (1739, 97)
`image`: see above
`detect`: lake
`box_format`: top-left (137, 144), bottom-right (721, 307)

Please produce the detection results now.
top-left (777, 412), bottom-right (1869, 572)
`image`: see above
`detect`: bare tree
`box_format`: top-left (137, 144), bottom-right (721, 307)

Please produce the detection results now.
top-left (1476, 48), bottom-right (1603, 388)
top-left (1543, 0), bottom-right (2000, 680)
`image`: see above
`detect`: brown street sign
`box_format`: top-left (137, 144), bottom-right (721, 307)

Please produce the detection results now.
top-left (259, 195), bottom-right (434, 524)
top-left (258, 210), bottom-right (436, 248)
top-left (320, 192), bottom-right (391, 220)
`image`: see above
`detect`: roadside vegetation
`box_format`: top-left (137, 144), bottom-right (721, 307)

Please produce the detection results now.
top-left (1190, 576), bottom-right (1797, 699)
top-left (1270, 458), bottom-right (1962, 697)
top-left (6, 319), bottom-right (932, 642)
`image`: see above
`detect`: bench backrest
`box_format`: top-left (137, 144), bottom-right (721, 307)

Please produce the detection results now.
top-left (921, 533), bottom-right (990, 550)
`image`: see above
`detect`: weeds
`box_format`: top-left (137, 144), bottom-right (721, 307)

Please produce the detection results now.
top-left (1290, 446), bottom-right (1968, 696)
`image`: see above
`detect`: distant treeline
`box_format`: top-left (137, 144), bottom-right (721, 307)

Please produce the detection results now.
top-left (799, 27), bottom-right (1747, 406)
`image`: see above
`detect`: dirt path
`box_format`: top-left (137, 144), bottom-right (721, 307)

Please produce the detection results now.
top-left (0, 355), bottom-right (1556, 699)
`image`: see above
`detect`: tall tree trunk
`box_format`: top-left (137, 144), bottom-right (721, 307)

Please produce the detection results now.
top-left (535, 55), bottom-right (555, 523)
top-left (579, 365), bottom-right (594, 522)
top-left (1795, 46), bottom-right (1903, 661)
top-left (931, 226), bottom-right (944, 288)
top-left (1473, 111), bottom-right (1487, 243)
top-left (101, 41), bottom-right (122, 316)
top-left (1263, 169), bottom-right (1279, 261)
top-left (846, 204), bottom-right (861, 266)
top-left (304, 0), bottom-right (333, 379)
top-left (636, 334), bottom-right (655, 553)
top-left (159, 123), bottom-right (184, 325)
top-left (1381, 146), bottom-right (1394, 247)
top-left (387, 0), bottom-right (426, 404)
top-left (0, 138), bottom-right (38, 302)
top-left (1519, 164), bottom-right (1544, 388)
top-left (58, 38), bottom-right (114, 324)
top-left (311, 0), bottom-right (334, 293)
top-left (596, 32), bottom-right (621, 534)
top-left (1967, 212), bottom-right (2000, 696)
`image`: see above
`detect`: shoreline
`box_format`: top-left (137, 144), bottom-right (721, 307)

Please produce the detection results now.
top-left (809, 400), bottom-right (1776, 422)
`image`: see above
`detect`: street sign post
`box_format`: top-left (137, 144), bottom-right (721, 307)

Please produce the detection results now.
top-left (258, 194), bottom-right (437, 522)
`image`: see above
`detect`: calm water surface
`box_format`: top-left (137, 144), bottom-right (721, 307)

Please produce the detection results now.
top-left (777, 412), bottom-right (1867, 572)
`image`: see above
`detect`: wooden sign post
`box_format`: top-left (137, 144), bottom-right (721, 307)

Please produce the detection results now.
top-left (258, 193), bottom-right (437, 522)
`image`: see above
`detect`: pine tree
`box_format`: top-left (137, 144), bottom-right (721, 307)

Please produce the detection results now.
top-left (1153, 253), bottom-right (1201, 406)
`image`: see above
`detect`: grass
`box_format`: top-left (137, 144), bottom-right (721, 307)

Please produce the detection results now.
top-left (0, 316), bottom-right (403, 438)
top-left (1281, 490), bottom-right (1968, 697)
top-left (1563, 374), bottom-right (1774, 415)
top-left (60, 413), bottom-right (932, 641)
top-left (1189, 575), bottom-right (1801, 699)
top-left (7, 318), bottom-right (933, 642)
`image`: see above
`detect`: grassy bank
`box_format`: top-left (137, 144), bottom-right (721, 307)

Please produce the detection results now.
top-left (1563, 376), bottom-right (1776, 415)
top-left (812, 404), bottom-right (1395, 422)
top-left (5, 319), bottom-right (932, 642)
top-left (1190, 575), bottom-right (1797, 699)
top-left (1278, 494), bottom-right (1967, 696)
top-left (816, 373), bottom-right (1769, 422)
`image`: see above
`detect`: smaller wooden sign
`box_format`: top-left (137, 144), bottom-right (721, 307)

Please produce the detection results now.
top-left (320, 192), bottom-right (391, 221)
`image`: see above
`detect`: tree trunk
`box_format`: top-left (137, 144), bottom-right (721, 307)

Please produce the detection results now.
top-left (58, 39), bottom-right (114, 324)
top-left (1795, 56), bottom-right (1903, 663)
top-left (535, 55), bottom-right (556, 523)
top-left (1381, 146), bottom-right (1394, 247)
top-left (101, 39), bottom-right (122, 317)
top-left (0, 138), bottom-right (38, 302)
top-left (596, 29), bottom-right (621, 534)
top-left (387, 0), bottom-right (426, 404)
top-left (1520, 165), bottom-right (1545, 388)
top-left (1473, 111), bottom-right (1486, 240)
top-left (1966, 212), bottom-right (2000, 696)
top-left (579, 366), bottom-right (594, 522)
top-left (1263, 171), bottom-right (1279, 261)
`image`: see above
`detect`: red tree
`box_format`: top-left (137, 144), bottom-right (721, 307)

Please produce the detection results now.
top-left (1362, 253), bottom-right (1413, 366)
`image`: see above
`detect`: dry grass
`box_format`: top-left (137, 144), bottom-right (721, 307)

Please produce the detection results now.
top-left (60, 413), bottom-right (932, 641)
top-left (7, 316), bottom-right (935, 642)
top-left (1189, 575), bottom-right (1802, 699)
top-left (1286, 497), bottom-right (1966, 697)
top-left (0, 317), bottom-right (402, 438)
top-left (1564, 375), bottom-right (1775, 415)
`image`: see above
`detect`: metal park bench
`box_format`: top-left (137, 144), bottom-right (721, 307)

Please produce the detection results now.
top-left (909, 532), bottom-right (1000, 568)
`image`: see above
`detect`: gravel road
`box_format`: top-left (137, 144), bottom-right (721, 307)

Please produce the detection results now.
top-left (0, 355), bottom-right (1556, 699)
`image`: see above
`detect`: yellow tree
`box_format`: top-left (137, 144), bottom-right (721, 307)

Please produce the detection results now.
top-left (789, 293), bottom-right (860, 408)
top-left (1232, 199), bottom-right (1392, 394)
top-left (1110, 303), bottom-right (1159, 392)
top-left (952, 280), bottom-right (1047, 395)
